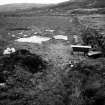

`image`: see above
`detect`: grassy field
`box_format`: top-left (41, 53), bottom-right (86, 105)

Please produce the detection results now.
top-left (0, 16), bottom-right (72, 30)
top-left (79, 14), bottom-right (105, 30)
top-left (0, 13), bottom-right (105, 105)
top-left (0, 14), bottom-right (105, 47)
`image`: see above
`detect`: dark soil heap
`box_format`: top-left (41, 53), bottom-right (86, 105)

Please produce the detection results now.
top-left (0, 49), bottom-right (47, 83)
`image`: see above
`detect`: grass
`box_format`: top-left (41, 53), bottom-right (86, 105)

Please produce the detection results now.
top-left (0, 12), bottom-right (105, 105)
top-left (0, 14), bottom-right (105, 44)
top-left (1, 16), bottom-right (71, 30)
top-left (1, 40), bottom-right (105, 105)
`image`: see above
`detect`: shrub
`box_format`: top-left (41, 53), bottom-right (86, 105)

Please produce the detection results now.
top-left (81, 27), bottom-right (105, 53)
top-left (63, 61), bottom-right (105, 105)
top-left (0, 49), bottom-right (47, 83)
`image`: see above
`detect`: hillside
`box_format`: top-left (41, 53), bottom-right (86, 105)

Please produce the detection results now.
top-left (0, 3), bottom-right (50, 12)
top-left (46, 0), bottom-right (105, 14)
top-left (50, 0), bottom-right (105, 10)
top-left (5, 0), bottom-right (105, 16)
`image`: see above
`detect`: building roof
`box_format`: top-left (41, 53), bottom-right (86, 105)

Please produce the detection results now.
top-left (71, 45), bottom-right (91, 49)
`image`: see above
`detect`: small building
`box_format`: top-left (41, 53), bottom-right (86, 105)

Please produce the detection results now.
top-left (71, 45), bottom-right (92, 56)
top-left (73, 35), bottom-right (78, 43)
top-left (68, 34), bottom-right (83, 44)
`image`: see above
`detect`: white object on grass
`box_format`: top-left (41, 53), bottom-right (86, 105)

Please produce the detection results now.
top-left (3, 47), bottom-right (16, 55)
top-left (16, 36), bottom-right (51, 44)
top-left (53, 35), bottom-right (68, 40)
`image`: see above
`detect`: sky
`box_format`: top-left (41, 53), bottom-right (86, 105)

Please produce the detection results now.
top-left (0, 0), bottom-right (69, 5)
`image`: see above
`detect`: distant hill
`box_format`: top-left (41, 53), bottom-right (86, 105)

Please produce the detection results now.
top-left (31, 0), bottom-right (104, 15)
top-left (42, 0), bottom-right (105, 14)
top-left (1, 0), bottom-right (105, 15)
top-left (0, 3), bottom-right (50, 12)
top-left (16, 0), bottom-right (105, 15)
top-left (50, 0), bottom-right (105, 10)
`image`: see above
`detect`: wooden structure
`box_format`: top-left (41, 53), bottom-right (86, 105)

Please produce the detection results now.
top-left (71, 45), bottom-right (91, 56)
